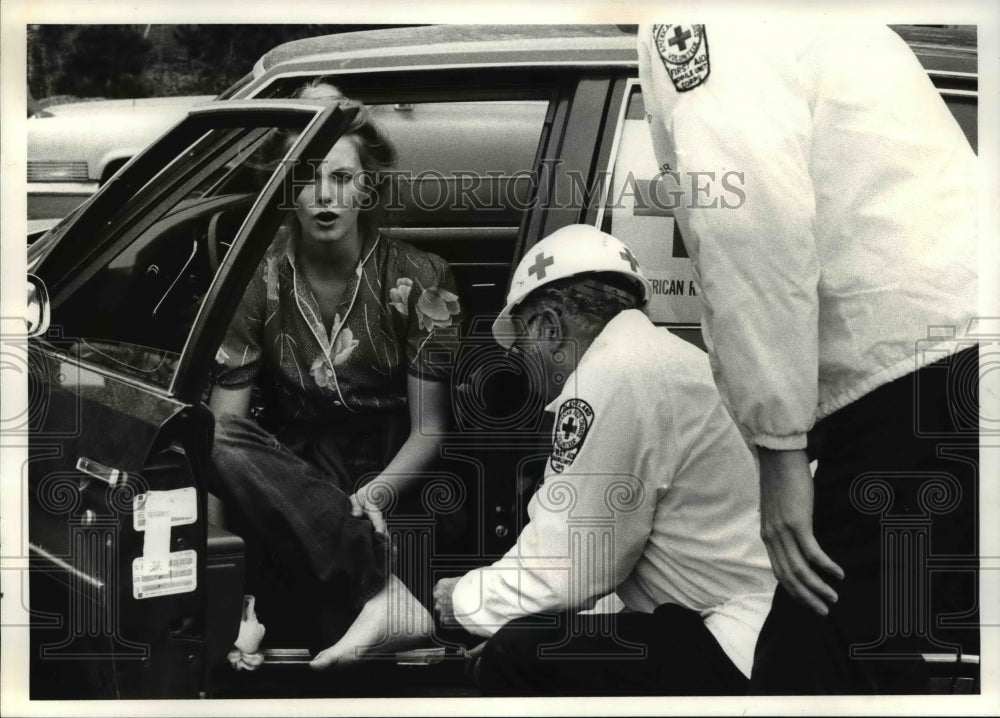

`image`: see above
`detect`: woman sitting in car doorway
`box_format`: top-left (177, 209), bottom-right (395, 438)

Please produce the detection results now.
top-left (209, 82), bottom-right (463, 670)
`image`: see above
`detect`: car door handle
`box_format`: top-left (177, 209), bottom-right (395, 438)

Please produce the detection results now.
top-left (76, 456), bottom-right (128, 487)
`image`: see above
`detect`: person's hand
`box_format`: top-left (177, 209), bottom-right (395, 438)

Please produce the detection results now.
top-left (433, 576), bottom-right (462, 626)
top-left (349, 487), bottom-right (387, 535)
top-left (757, 447), bottom-right (845, 616)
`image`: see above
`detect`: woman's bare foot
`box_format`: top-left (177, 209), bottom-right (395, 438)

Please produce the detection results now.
top-left (309, 574), bottom-right (432, 669)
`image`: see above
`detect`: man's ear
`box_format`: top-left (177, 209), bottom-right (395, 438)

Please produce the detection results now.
top-left (533, 307), bottom-right (564, 341)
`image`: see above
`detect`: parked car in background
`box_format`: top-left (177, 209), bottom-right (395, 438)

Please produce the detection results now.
top-left (27, 95), bottom-right (214, 219)
top-left (22, 24), bottom-right (979, 699)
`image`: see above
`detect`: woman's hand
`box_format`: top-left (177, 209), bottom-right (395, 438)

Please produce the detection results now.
top-left (349, 487), bottom-right (387, 534)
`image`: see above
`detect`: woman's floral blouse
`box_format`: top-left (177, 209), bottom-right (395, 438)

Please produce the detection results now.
top-left (214, 225), bottom-right (463, 425)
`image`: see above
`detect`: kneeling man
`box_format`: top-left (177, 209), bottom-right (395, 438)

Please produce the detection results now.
top-left (434, 225), bottom-right (776, 696)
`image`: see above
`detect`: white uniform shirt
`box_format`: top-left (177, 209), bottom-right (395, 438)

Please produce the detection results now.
top-left (452, 310), bottom-right (776, 677)
top-left (637, 24), bottom-right (978, 450)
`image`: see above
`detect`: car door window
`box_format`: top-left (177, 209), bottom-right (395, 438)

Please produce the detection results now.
top-left (40, 113), bottom-right (316, 390)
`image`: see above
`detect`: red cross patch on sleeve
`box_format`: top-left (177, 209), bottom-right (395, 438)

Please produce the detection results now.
top-left (653, 24), bottom-right (711, 92)
top-left (550, 398), bottom-right (595, 474)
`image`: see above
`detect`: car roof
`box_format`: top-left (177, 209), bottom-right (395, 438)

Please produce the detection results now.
top-left (254, 23), bottom-right (977, 79)
top-left (254, 24), bottom-right (637, 76)
top-left (888, 24), bottom-right (978, 74)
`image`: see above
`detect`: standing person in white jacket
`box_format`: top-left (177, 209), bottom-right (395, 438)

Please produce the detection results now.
top-left (637, 24), bottom-right (980, 693)
top-left (432, 224), bottom-right (776, 695)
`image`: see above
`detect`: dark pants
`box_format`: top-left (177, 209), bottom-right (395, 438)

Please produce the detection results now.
top-left (750, 347), bottom-right (980, 694)
top-left (210, 414), bottom-right (391, 651)
top-left (478, 605), bottom-right (748, 696)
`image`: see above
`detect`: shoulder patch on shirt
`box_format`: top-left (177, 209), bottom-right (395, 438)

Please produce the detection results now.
top-left (550, 398), bottom-right (595, 474)
top-left (652, 24), bottom-right (711, 92)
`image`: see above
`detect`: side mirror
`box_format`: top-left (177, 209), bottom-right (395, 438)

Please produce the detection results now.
top-left (26, 274), bottom-right (50, 337)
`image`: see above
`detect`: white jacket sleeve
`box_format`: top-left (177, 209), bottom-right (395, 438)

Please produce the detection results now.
top-left (451, 377), bottom-right (658, 636)
top-left (638, 24), bottom-right (820, 450)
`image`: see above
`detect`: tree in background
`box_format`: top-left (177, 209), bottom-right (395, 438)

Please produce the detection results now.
top-left (55, 26), bottom-right (153, 97)
top-left (29, 25), bottom-right (152, 100)
top-left (27, 25), bottom-right (75, 99)
top-left (28, 24), bottom-right (413, 101)
top-left (171, 25), bottom-right (333, 93)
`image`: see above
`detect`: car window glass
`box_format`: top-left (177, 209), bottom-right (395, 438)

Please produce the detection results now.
top-left (45, 121), bottom-right (304, 390)
top-left (597, 82), bottom-right (702, 328)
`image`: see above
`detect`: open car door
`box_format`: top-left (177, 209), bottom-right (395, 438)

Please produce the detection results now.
top-left (27, 99), bottom-right (358, 699)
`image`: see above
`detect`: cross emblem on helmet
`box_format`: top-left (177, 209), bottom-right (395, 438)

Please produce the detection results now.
top-left (527, 252), bottom-right (555, 280)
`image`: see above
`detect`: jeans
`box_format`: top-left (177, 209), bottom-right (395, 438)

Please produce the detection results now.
top-left (210, 414), bottom-right (391, 650)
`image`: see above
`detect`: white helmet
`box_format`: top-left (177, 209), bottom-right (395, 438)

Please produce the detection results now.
top-left (492, 224), bottom-right (652, 348)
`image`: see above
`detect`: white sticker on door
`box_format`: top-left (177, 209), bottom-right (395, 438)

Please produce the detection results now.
top-left (132, 550), bottom-right (197, 599)
top-left (133, 487), bottom-right (197, 530)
